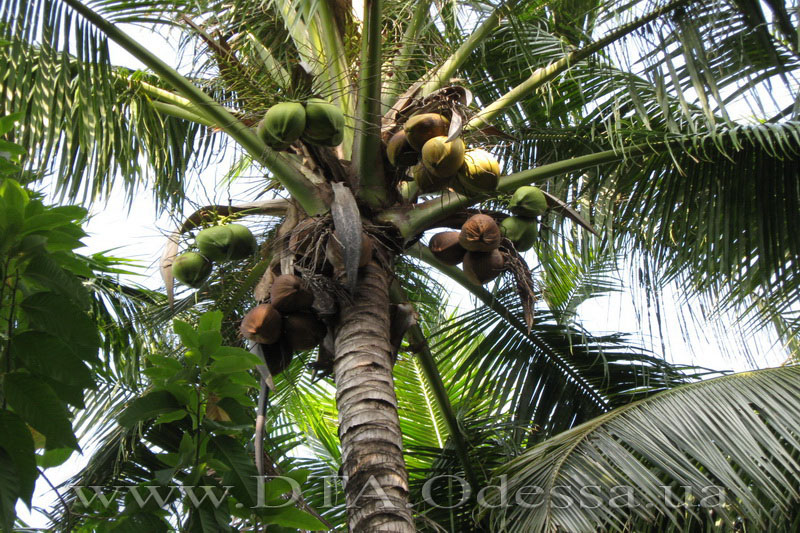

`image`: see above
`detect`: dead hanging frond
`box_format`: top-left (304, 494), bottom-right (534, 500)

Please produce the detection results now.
top-left (502, 240), bottom-right (538, 331)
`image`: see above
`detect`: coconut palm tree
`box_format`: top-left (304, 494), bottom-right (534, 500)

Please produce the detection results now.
top-left (3, 0), bottom-right (800, 530)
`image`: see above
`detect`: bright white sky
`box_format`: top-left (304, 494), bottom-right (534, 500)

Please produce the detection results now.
top-left (18, 14), bottom-right (789, 529)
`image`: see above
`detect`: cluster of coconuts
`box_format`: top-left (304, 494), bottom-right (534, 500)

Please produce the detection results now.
top-left (172, 224), bottom-right (258, 288)
top-left (239, 274), bottom-right (327, 369)
top-left (428, 186), bottom-right (548, 284)
top-left (386, 113), bottom-right (501, 195)
top-left (257, 98), bottom-right (345, 150)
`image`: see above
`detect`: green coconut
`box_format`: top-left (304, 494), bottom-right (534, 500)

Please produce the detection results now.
top-left (459, 214), bottom-right (502, 252)
top-left (196, 224), bottom-right (257, 262)
top-left (172, 252), bottom-right (212, 288)
top-left (500, 216), bottom-right (538, 252)
top-left (412, 163), bottom-right (451, 193)
top-left (422, 136), bottom-right (465, 179)
top-left (462, 249), bottom-right (505, 285)
top-left (302, 98), bottom-right (345, 146)
top-left (257, 102), bottom-right (306, 150)
top-left (386, 130), bottom-right (418, 167)
top-left (455, 149), bottom-right (500, 195)
top-left (509, 186), bottom-right (548, 217)
top-left (404, 113), bottom-right (450, 150)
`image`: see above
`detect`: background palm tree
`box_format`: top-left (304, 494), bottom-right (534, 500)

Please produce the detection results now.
top-left (3, 0), bottom-right (800, 531)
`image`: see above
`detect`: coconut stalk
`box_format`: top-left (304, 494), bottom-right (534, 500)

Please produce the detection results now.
top-left (383, 0), bottom-right (434, 107)
top-left (61, 0), bottom-right (327, 216)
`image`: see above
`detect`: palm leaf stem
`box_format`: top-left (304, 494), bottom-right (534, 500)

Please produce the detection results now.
top-left (150, 101), bottom-right (215, 127)
top-left (410, 243), bottom-right (611, 411)
top-left (466, 0), bottom-right (691, 130)
top-left (419, 0), bottom-right (518, 97)
top-left (61, 0), bottom-right (327, 216)
top-left (354, 0), bottom-right (387, 206)
top-left (389, 282), bottom-right (481, 491)
top-left (389, 141), bottom-right (665, 238)
top-left (384, 0), bottom-right (433, 106)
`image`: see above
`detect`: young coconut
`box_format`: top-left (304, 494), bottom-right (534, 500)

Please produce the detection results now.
top-left (455, 149), bottom-right (500, 195)
top-left (240, 304), bottom-right (283, 345)
top-left (509, 186), bottom-right (548, 217)
top-left (257, 102), bottom-right (306, 150)
top-left (270, 274), bottom-right (314, 312)
top-left (172, 252), bottom-right (213, 288)
top-left (500, 216), bottom-right (538, 252)
top-left (429, 231), bottom-right (467, 265)
top-left (412, 163), bottom-right (451, 193)
top-left (421, 136), bottom-right (465, 179)
top-left (386, 130), bottom-right (418, 167)
top-left (403, 113), bottom-right (450, 150)
top-left (462, 249), bottom-right (505, 285)
top-left (459, 214), bottom-right (502, 252)
top-left (196, 224), bottom-right (257, 261)
top-left (283, 312), bottom-right (327, 352)
top-left (302, 98), bottom-right (345, 146)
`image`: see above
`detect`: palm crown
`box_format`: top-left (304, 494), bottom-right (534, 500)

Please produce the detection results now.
top-left (2, 0), bottom-right (800, 531)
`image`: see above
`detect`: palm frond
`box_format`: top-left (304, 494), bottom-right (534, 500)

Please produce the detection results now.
top-left (487, 365), bottom-right (800, 533)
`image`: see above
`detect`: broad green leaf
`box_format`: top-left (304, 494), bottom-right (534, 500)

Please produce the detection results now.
top-left (209, 354), bottom-right (262, 374)
top-left (0, 410), bottom-right (36, 505)
top-left (198, 311), bottom-right (222, 333)
top-left (208, 436), bottom-right (259, 508)
top-left (118, 391), bottom-right (181, 428)
top-left (266, 506), bottom-right (327, 530)
top-left (0, 112), bottom-right (24, 136)
top-left (11, 332), bottom-right (94, 387)
top-left (154, 410), bottom-right (188, 425)
top-left (198, 330), bottom-right (223, 357)
top-left (19, 292), bottom-right (101, 353)
top-left (36, 447), bottom-right (74, 469)
top-left (173, 320), bottom-right (200, 350)
top-left (0, 179), bottom-right (28, 233)
top-left (110, 512), bottom-right (170, 532)
top-left (211, 346), bottom-right (262, 361)
top-left (3, 373), bottom-right (78, 450)
top-left (0, 451), bottom-right (19, 532)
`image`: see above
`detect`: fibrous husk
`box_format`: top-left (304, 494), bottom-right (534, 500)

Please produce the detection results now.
top-left (404, 113), bottom-right (450, 150)
top-left (462, 249), bottom-right (505, 285)
top-left (172, 252), bottom-right (212, 288)
top-left (240, 304), bottom-right (283, 344)
top-left (429, 231), bottom-right (466, 265)
top-left (270, 274), bottom-right (314, 312)
top-left (421, 136), bottom-right (465, 178)
top-left (386, 130), bottom-right (418, 167)
top-left (326, 231), bottom-right (373, 271)
top-left (283, 312), bottom-right (327, 352)
top-left (509, 186), bottom-right (547, 217)
top-left (257, 102), bottom-right (306, 150)
top-left (500, 216), bottom-right (538, 252)
top-left (288, 217), bottom-right (318, 256)
top-left (455, 149), bottom-right (500, 195)
top-left (412, 163), bottom-right (451, 193)
top-left (196, 224), bottom-right (257, 261)
top-left (302, 98), bottom-right (345, 146)
top-left (459, 214), bottom-right (502, 252)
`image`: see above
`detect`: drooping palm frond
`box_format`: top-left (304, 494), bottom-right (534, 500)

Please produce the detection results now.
top-left (486, 365), bottom-right (800, 533)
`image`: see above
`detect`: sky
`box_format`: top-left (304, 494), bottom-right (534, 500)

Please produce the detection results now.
top-left (17, 12), bottom-right (790, 529)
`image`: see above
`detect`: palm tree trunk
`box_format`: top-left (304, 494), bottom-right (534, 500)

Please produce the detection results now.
top-left (333, 257), bottom-right (415, 532)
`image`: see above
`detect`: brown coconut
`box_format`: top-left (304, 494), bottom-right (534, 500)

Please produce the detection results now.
top-left (283, 312), bottom-right (327, 352)
top-left (429, 231), bottom-right (467, 265)
top-left (240, 304), bottom-right (282, 344)
top-left (404, 113), bottom-right (450, 150)
top-left (260, 340), bottom-right (294, 376)
top-left (462, 249), bottom-right (505, 285)
top-left (386, 130), bottom-right (418, 167)
top-left (459, 214), bottom-right (502, 252)
top-left (270, 274), bottom-right (314, 312)
top-left (326, 231), bottom-right (374, 270)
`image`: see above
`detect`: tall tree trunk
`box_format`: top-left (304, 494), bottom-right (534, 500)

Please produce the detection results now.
top-left (333, 257), bottom-right (415, 532)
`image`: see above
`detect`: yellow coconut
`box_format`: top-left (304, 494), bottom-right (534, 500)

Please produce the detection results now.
top-left (455, 149), bottom-right (500, 195)
top-left (386, 130), bottom-right (418, 167)
top-left (403, 113), bottom-right (450, 150)
top-left (421, 136), bottom-right (465, 178)
top-left (412, 163), bottom-right (451, 193)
